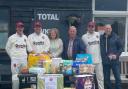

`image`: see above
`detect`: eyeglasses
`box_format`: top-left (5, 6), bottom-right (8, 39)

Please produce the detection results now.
top-left (88, 25), bottom-right (95, 28)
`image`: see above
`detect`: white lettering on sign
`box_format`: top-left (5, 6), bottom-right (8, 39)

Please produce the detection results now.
top-left (42, 29), bottom-right (50, 35)
top-left (37, 14), bottom-right (59, 20)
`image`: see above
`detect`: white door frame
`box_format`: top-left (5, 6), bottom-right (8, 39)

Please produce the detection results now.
top-left (92, 0), bottom-right (128, 52)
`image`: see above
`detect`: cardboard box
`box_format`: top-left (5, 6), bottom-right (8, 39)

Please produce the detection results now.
top-left (38, 74), bottom-right (63, 89)
top-left (75, 74), bottom-right (95, 89)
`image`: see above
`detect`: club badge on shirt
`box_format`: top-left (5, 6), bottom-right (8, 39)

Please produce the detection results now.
top-left (24, 39), bottom-right (26, 42)
top-left (96, 35), bottom-right (99, 38)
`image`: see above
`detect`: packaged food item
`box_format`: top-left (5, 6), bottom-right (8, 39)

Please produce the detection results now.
top-left (72, 65), bottom-right (79, 75)
top-left (29, 67), bottom-right (46, 76)
top-left (43, 60), bottom-right (52, 74)
top-left (75, 74), bottom-right (95, 89)
top-left (28, 53), bottom-right (51, 68)
top-left (59, 63), bottom-right (63, 74)
top-left (76, 54), bottom-right (93, 64)
top-left (28, 54), bottom-right (39, 68)
top-left (72, 61), bottom-right (86, 75)
top-left (79, 64), bottom-right (95, 74)
top-left (73, 54), bottom-right (94, 74)
top-left (51, 58), bottom-right (63, 74)
top-left (62, 60), bottom-right (73, 75)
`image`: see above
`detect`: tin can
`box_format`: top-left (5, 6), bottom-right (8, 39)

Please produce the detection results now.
top-left (75, 74), bottom-right (95, 89)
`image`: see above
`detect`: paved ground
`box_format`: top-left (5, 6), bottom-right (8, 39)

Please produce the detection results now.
top-left (0, 83), bottom-right (128, 89)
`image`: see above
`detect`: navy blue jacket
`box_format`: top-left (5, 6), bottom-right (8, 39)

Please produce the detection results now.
top-left (62, 37), bottom-right (86, 60)
top-left (100, 32), bottom-right (123, 64)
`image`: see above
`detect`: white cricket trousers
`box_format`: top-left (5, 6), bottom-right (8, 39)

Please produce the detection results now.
top-left (95, 63), bottom-right (104, 89)
top-left (11, 56), bottom-right (27, 89)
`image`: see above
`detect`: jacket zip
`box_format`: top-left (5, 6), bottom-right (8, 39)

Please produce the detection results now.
top-left (106, 36), bottom-right (107, 53)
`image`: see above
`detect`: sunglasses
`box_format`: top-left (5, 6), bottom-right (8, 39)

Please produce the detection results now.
top-left (34, 25), bottom-right (41, 27)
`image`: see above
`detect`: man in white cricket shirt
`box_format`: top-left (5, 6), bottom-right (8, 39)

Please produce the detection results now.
top-left (28, 20), bottom-right (50, 54)
top-left (82, 21), bottom-right (104, 89)
top-left (5, 21), bottom-right (33, 89)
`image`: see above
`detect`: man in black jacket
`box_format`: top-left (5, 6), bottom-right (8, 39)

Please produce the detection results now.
top-left (100, 24), bottom-right (123, 89)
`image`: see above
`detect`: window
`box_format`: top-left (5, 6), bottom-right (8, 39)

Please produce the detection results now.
top-left (95, 0), bottom-right (127, 11)
top-left (0, 8), bottom-right (9, 51)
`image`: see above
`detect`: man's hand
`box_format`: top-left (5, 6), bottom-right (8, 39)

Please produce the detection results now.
top-left (112, 54), bottom-right (117, 59)
top-left (30, 50), bottom-right (35, 54)
top-left (108, 54), bottom-right (117, 60)
top-left (108, 54), bottom-right (113, 60)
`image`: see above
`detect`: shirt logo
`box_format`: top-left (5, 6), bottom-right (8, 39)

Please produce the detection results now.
top-left (96, 35), bottom-right (99, 38)
top-left (42, 36), bottom-right (45, 39)
top-left (33, 41), bottom-right (44, 45)
top-left (24, 39), bottom-right (26, 42)
top-left (15, 44), bottom-right (26, 48)
top-left (88, 41), bottom-right (100, 45)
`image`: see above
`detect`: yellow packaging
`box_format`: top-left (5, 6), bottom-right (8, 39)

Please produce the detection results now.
top-left (28, 53), bottom-right (51, 68)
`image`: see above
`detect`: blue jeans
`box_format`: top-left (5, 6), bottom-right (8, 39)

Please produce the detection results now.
top-left (103, 60), bottom-right (121, 89)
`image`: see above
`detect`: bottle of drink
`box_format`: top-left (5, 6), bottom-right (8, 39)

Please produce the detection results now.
top-left (13, 63), bottom-right (19, 74)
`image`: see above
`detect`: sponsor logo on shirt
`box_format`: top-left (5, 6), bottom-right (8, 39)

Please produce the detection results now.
top-left (33, 41), bottom-right (44, 45)
top-left (24, 39), bottom-right (26, 42)
top-left (15, 44), bottom-right (26, 48)
top-left (96, 35), bottom-right (99, 38)
top-left (42, 36), bottom-right (45, 39)
top-left (88, 41), bottom-right (100, 45)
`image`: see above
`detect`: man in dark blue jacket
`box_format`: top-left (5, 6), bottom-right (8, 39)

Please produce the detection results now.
top-left (63, 26), bottom-right (86, 60)
top-left (62, 26), bottom-right (86, 87)
top-left (100, 24), bottom-right (123, 89)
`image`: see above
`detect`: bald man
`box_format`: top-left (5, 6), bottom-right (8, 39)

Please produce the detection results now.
top-left (100, 24), bottom-right (123, 89)
top-left (62, 26), bottom-right (86, 87)
top-left (62, 26), bottom-right (86, 60)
